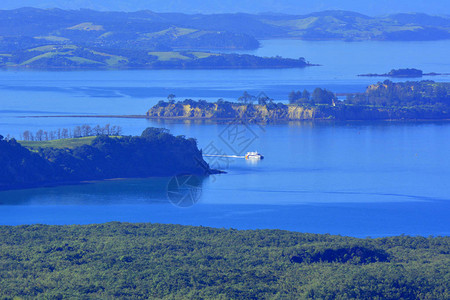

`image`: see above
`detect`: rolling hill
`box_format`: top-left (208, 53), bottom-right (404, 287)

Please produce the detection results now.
top-left (0, 8), bottom-right (449, 69)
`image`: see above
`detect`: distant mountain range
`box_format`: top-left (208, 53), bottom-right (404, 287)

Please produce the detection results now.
top-left (0, 8), bottom-right (449, 69)
top-left (1, 8), bottom-right (449, 45)
top-left (0, 1), bottom-right (449, 16)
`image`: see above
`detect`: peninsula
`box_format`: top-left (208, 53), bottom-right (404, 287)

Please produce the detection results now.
top-left (0, 48), bottom-right (312, 70)
top-left (147, 81), bottom-right (450, 122)
top-left (0, 128), bottom-right (215, 191)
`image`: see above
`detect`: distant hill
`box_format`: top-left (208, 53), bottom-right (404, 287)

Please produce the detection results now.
top-left (0, 8), bottom-right (449, 69)
top-left (0, 8), bottom-right (260, 51)
top-left (1, 0), bottom-right (449, 16)
top-left (0, 8), bottom-right (448, 47)
top-left (0, 46), bottom-right (311, 70)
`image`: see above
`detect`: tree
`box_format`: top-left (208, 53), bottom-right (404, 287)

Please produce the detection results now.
top-left (61, 129), bottom-right (69, 139)
top-left (104, 124), bottom-right (111, 135)
top-left (167, 94), bottom-right (176, 101)
top-left (257, 92), bottom-right (272, 105)
top-left (312, 88), bottom-right (335, 105)
top-left (289, 91), bottom-right (300, 104)
top-left (35, 130), bottom-right (44, 141)
top-left (23, 131), bottom-right (31, 141)
top-left (238, 91), bottom-right (255, 104)
top-left (302, 89), bottom-right (310, 101)
top-left (81, 125), bottom-right (92, 137)
top-left (93, 125), bottom-right (103, 136)
top-left (73, 126), bottom-right (82, 138)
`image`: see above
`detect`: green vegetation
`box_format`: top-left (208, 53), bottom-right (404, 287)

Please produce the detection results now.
top-left (0, 128), bottom-right (214, 190)
top-left (289, 88), bottom-right (336, 105)
top-left (359, 68), bottom-right (425, 78)
top-left (148, 51), bottom-right (192, 61)
top-left (359, 68), bottom-right (450, 78)
top-left (346, 80), bottom-right (450, 106)
top-left (1, 9), bottom-right (449, 69)
top-left (264, 11), bottom-right (450, 41)
top-left (0, 45), bottom-right (310, 69)
top-left (19, 136), bottom-right (98, 149)
top-left (0, 222), bottom-right (448, 299)
top-left (148, 81), bottom-right (450, 122)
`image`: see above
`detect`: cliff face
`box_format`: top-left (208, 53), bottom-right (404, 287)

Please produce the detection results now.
top-left (148, 102), bottom-right (317, 121)
top-left (147, 101), bottom-right (450, 122)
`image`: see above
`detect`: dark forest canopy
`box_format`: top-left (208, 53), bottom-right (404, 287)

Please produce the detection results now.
top-left (0, 128), bottom-right (214, 190)
top-left (0, 222), bottom-right (448, 299)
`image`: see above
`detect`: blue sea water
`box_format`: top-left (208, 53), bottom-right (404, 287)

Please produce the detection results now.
top-left (0, 40), bottom-right (449, 237)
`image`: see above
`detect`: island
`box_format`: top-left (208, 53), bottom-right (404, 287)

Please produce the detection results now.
top-left (147, 80), bottom-right (450, 122)
top-left (358, 68), bottom-right (450, 78)
top-left (0, 127), bottom-right (217, 191)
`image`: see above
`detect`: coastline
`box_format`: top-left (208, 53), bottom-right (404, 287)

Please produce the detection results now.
top-left (0, 171), bottom-right (225, 193)
top-left (20, 114), bottom-right (450, 123)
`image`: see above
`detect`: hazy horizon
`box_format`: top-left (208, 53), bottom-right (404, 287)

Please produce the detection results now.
top-left (0, 0), bottom-right (449, 16)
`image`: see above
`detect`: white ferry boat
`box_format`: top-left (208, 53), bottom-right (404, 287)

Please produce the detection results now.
top-left (245, 151), bottom-right (264, 160)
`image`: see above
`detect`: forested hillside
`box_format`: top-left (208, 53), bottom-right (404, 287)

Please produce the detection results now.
top-left (0, 128), bottom-right (213, 190)
top-left (0, 222), bottom-right (448, 299)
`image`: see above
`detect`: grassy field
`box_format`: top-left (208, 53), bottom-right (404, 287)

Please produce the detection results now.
top-left (148, 51), bottom-right (191, 61)
top-left (191, 51), bottom-right (219, 59)
top-left (148, 51), bottom-right (218, 61)
top-left (145, 26), bottom-right (198, 38)
top-left (67, 56), bottom-right (102, 65)
top-left (91, 50), bottom-right (128, 65)
top-left (27, 45), bottom-right (77, 52)
top-left (18, 136), bottom-right (97, 149)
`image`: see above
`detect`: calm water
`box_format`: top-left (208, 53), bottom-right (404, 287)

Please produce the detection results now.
top-left (0, 40), bottom-right (449, 237)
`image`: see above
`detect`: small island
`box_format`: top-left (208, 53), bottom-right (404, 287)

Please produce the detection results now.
top-left (0, 127), bottom-right (216, 191)
top-left (358, 68), bottom-right (449, 78)
top-left (147, 80), bottom-right (450, 122)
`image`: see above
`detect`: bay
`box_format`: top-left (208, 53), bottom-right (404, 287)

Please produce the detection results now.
top-left (0, 40), bottom-right (449, 237)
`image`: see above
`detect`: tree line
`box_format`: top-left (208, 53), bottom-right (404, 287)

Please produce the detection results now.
top-left (289, 88), bottom-right (337, 105)
top-left (345, 80), bottom-right (450, 106)
top-left (21, 124), bottom-right (123, 141)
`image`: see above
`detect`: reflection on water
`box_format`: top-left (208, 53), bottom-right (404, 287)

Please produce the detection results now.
top-left (0, 177), bottom-right (206, 206)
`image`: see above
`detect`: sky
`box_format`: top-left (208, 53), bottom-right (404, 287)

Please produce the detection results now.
top-left (0, 0), bottom-right (449, 16)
